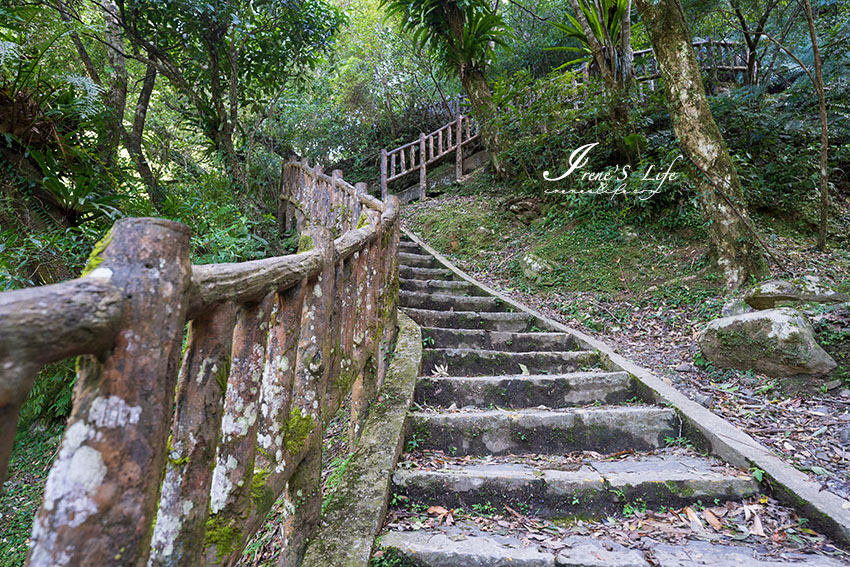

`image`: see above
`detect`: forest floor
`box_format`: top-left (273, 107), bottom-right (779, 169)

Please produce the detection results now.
top-left (401, 172), bottom-right (850, 509)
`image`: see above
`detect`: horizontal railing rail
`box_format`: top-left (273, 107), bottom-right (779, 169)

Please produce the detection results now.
top-left (0, 158), bottom-right (400, 567)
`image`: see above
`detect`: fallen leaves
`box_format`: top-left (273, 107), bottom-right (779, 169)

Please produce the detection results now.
top-left (427, 505), bottom-right (455, 525)
top-left (385, 493), bottom-right (849, 561)
top-left (703, 508), bottom-right (722, 531)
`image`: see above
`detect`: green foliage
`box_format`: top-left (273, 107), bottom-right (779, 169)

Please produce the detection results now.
top-left (371, 546), bottom-right (419, 567)
top-left (547, 0), bottom-right (632, 69)
top-left (17, 360), bottom-right (76, 430)
top-left (382, 0), bottom-right (512, 76)
top-left (157, 173), bottom-right (276, 264)
top-left (0, 422), bottom-right (64, 566)
top-left (321, 455), bottom-right (352, 513)
top-left (123, 0), bottom-right (344, 151)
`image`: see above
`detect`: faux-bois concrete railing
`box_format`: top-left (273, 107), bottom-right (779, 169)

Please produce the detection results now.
top-left (0, 158), bottom-right (400, 567)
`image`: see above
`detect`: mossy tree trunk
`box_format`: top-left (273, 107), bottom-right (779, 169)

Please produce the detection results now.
top-left (459, 68), bottom-right (509, 178)
top-left (634, 0), bottom-right (767, 290)
top-left (444, 4), bottom-right (509, 178)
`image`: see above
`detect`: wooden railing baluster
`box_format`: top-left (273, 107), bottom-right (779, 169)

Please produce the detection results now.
top-left (202, 294), bottom-right (274, 564)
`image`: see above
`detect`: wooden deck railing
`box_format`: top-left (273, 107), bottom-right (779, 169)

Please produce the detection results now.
top-left (634, 39), bottom-right (749, 89)
top-left (378, 40), bottom-right (746, 200)
top-left (380, 114), bottom-right (480, 201)
top-left (0, 159), bottom-right (400, 567)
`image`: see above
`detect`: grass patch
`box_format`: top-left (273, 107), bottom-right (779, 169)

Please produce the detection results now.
top-left (0, 422), bottom-right (64, 566)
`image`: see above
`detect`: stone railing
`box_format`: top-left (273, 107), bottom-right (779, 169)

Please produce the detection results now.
top-left (0, 159), bottom-right (400, 567)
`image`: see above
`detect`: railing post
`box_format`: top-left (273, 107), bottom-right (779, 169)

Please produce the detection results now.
top-left (148, 302), bottom-right (237, 567)
top-left (28, 218), bottom-right (192, 567)
top-left (455, 115), bottom-right (463, 182)
top-left (205, 295), bottom-right (274, 546)
top-left (419, 133), bottom-right (427, 201)
top-left (353, 182), bottom-right (366, 227)
top-left (279, 225), bottom-right (335, 567)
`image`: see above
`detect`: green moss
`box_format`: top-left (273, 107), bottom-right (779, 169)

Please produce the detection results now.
top-left (663, 480), bottom-right (696, 499)
top-left (250, 468), bottom-right (275, 510)
top-left (335, 356), bottom-right (358, 395)
top-left (215, 356), bottom-right (231, 398)
top-left (166, 434), bottom-right (189, 466)
top-left (204, 516), bottom-right (241, 562)
top-left (80, 229), bottom-right (113, 276)
top-left (356, 212), bottom-right (370, 229)
top-left (297, 233), bottom-right (315, 253)
top-left (284, 407), bottom-right (314, 455)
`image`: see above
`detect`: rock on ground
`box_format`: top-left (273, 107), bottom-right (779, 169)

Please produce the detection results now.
top-left (520, 252), bottom-right (553, 284)
top-left (745, 277), bottom-right (849, 310)
top-left (697, 307), bottom-right (837, 377)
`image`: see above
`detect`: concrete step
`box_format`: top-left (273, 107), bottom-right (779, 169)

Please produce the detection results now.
top-left (399, 252), bottom-right (438, 269)
top-left (400, 291), bottom-right (506, 313)
top-left (400, 278), bottom-right (487, 296)
top-left (403, 308), bottom-right (538, 332)
top-left (406, 407), bottom-right (677, 455)
top-left (422, 349), bottom-right (601, 377)
top-left (399, 240), bottom-right (422, 253)
top-left (422, 328), bottom-right (581, 352)
top-left (378, 527), bottom-right (648, 567)
top-left (393, 455), bottom-right (758, 519)
top-left (378, 527), bottom-right (846, 567)
top-left (415, 371), bottom-right (635, 408)
top-left (400, 266), bottom-right (455, 281)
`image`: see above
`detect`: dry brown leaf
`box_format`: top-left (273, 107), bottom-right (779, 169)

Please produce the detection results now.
top-left (752, 514), bottom-right (766, 537)
top-left (703, 509), bottom-right (722, 531)
top-left (683, 507), bottom-right (705, 532)
top-left (427, 505), bottom-right (449, 516)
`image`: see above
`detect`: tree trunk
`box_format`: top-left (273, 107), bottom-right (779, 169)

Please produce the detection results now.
top-left (55, 0), bottom-right (102, 85)
top-left (204, 29), bottom-right (240, 178)
top-left (801, 0), bottom-right (829, 250)
top-left (460, 68), bottom-right (509, 178)
top-left (634, 0), bottom-right (767, 290)
top-left (100, 0), bottom-right (127, 168)
top-left (122, 61), bottom-right (165, 210)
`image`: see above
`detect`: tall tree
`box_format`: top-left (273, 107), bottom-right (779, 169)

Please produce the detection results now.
top-left (633, 0), bottom-right (767, 289)
top-left (728, 0), bottom-right (781, 85)
top-left (383, 0), bottom-right (512, 177)
top-left (800, 0), bottom-right (829, 250)
top-left (115, 0), bottom-right (344, 180)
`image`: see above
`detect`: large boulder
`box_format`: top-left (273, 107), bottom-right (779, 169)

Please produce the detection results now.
top-left (698, 307), bottom-right (837, 376)
top-left (520, 252), bottom-right (553, 284)
top-left (745, 277), bottom-right (849, 310)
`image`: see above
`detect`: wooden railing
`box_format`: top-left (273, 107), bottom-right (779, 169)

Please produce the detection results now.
top-left (0, 159), bottom-right (400, 567)
top-left (380, 114), bottom-right (480, 201)
top-left (378, 40), bottom-right (746, 200)
top-left (634, 39), bottom-right (749, 89)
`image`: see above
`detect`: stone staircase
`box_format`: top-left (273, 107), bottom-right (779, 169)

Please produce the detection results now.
top-left (375, 234), bottom-right (847, 566)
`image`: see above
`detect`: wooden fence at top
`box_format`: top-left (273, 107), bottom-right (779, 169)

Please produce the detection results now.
top-left (380, 114), bottom-right (480, 202)
top-left (378, 40), bottom-right (748, 199)
top-left (0, 158), bottom-right (400, 567)
top-left (633, 39), bottom-right (749, 91)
